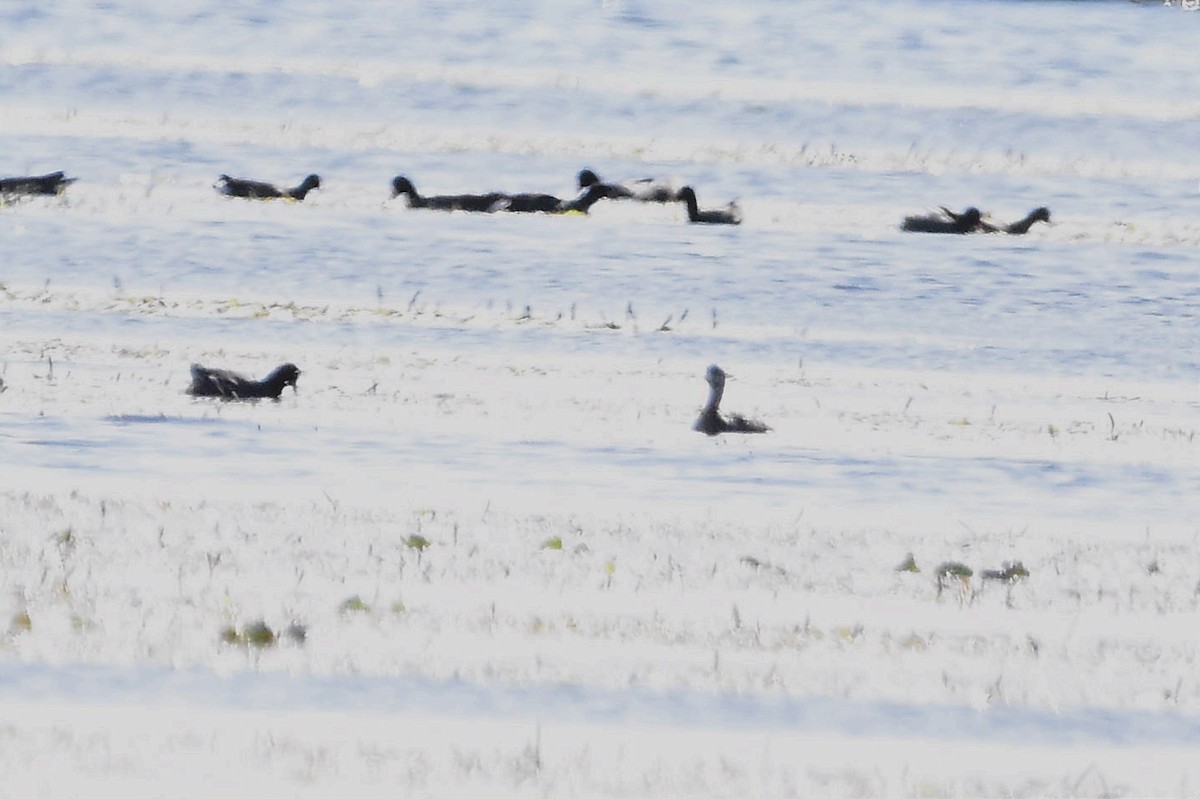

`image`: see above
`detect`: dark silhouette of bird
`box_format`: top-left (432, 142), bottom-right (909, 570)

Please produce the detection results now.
top-left (905, 206), bottom-right (1051, 235)
top-left (494, 192), bottom-right (561, 213)
top-left (0, 171), bottom-right (77, 196)
top-left (390, 175), bottom-right (505, 212)
top-left (215, 174), bottom-right (321, 201)
top-left (494, 182), bottom-right (615, 214)
top-left (901, 206), bottom-right (983, 234)
top-left (694, 365), bottom-right (769, 436)
top-left (187, 363), bottom-right (301, 400)
top-left (677, 186), bottom-right (742, 225)
top-left (577, 168), bottom-right (679, 203)
top-left (985, 206), bottom-right (1051, 235)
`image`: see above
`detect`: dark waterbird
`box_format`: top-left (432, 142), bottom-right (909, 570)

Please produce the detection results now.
top-left (901, 206), bottom-right (983, 234)
top-left (0, 171), bottom-right (77, 196)
top-left (694, 365), bottom-right (769, 436)
top-left (390, 175), bottom-right (505, 212)
top-left (215, 174), bottom-right (321, 201)
top-left (979, 206), bottom-right (1052, 235)
top-left (188, 363), bottom-right (301, 400)
top-left (576, 168), bottom-right (679, 203)
top-left (494, 182), bottom-right (616, 214)
top-left (678, 186), bottom-right (742, 225)
top-left (904, 206), bottom-right (1052, 235)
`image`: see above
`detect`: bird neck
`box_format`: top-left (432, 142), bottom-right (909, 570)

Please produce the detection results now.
top-left (703, 379), bottom-right (725, 416)
top-left (291, 181), bottom-right (316, 201)
top-left (262, 370), bottom-right (293, 396)
top-left (1007, 212), bottom-right (1040, 234)
top-left (404, 188), bottom-right (426, 208)
top-left (682, 191), bottom-right (700, 221)
top-left (566, 184), bottom-right (606, 213)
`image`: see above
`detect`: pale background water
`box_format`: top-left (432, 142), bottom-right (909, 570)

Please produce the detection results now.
top-left (2, 0), bottom-right (1198, 379)
top-left (2, 1), bottom-right (1199, 796)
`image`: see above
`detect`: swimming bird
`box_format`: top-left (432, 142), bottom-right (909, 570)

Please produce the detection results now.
top-left (390, 175), bottom-right (505, 212)
top-left (901, 206), bottom-right (983, 234)
top-left (694, 365), bottom-right (769, 436)
top-left (494, 192), bottom-right (561, 213)
top-left (990, 206), bottom-right (1051, 235)
top-left (925, 205), bottom-right (1051, 234)
top-left (495, 183), bottom-right (615, 214)
top-left (0, 171), bottom-right (77, 196)
top-left (678, 186), bottom-right (742, 225)
top-left (187, 363), bottom-right (301, 400)
top-left (577, 168), bottom-right (679, 203)
top-left (215, 174), bottom-right (321, 201)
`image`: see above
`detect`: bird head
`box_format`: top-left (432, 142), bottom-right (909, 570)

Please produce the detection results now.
top-left (705, 364), bottom-right (727, 388)
top-left (273, 363), bottom-right (302, 390)
top-left (391, 175), bottom-right (415, 198)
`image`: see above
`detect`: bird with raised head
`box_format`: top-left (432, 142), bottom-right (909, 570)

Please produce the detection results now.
top-left (993, 206), bottom-right (1051, 235)
top-left (390, 175), bottom-right (505, 212)
top-left (694, 365), bottom-right (769, 436)
top-left (678, 186), bottom-right (741, 225)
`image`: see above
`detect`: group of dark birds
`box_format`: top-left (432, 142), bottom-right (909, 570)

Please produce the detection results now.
top-left (391, 169), bottom-right (745, 224)
top-left (184, 359), bottom-right (765, 437)
top-left (213, 168), bottom-right (744, 224)
top-left (4, 164), bottom-right (1046, 436)
top-left (0, 168), bottom-right (742, 224)
top-left (901, 205), bottom-right (1051, 235)
top-left (209, 169), bottom-right (747, 224)
top-left (3, 168), bottom-right (1051, 234)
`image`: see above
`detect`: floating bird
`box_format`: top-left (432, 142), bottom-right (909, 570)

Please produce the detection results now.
top-left (678, 186), bottom-right (742, 225)
top-left (0, 171), bottom-right (77, 196)
top-left (493, 192), bottom-right (561, 213)
top-left (494, 182), bottom-right (615, 214)
top-left (983, 206), bottom-right (1051, 235)
top-left (577, 168), bottom-right (679, 203)
top-left (215, 174), bottom-right (321, 201)
top-left (694, 365), bottom-right (769, 436)
top-left (390, 175), bottom-right (505, 212)
top-left (901, 206), bottom-right (983, 234)
top-left (905, 205), bottom-right (1051, 235)
top-left (187, 363), bottom-right (301, 400)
